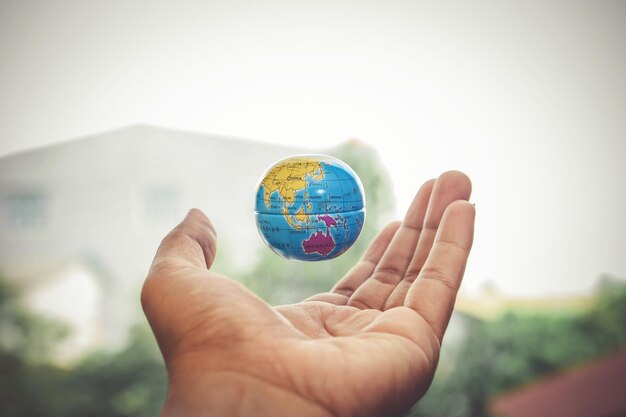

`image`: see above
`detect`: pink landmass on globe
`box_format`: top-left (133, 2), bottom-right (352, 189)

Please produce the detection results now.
top-left (318, 214), bottom-right (338, 228)
top-left (302, 230), bottom-right (335, 256)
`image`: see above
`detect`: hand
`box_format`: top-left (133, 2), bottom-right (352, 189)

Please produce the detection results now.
top-left (141, 171), bottom-right (474, 417)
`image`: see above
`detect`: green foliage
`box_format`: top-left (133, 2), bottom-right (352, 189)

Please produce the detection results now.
top-left (411, 284), bottom-right (626, 417)
top-left (0, 323), bottom-right (166, 417)
top-left (3, 144), bottom-right (626, 417)
top-left (0, 276), bottom-right (166, 417)
top-left (2, 271), bottom-right (625, 417)
top-left (0, 278), bottom-right (70, 362)
top-left (61, 325), bottom-right (167, 417)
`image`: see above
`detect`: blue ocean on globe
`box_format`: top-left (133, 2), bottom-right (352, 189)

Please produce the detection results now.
top-left (254, 155), bottom-right (366, 261)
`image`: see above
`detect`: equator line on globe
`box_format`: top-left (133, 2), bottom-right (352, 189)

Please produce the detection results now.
top-left (254, 155), bottom-right (366, 261)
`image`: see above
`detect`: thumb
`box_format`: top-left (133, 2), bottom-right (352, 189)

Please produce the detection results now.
top-left (150, 208), bottom-right (217, 271)
top-left (141, 208), bottom-right (217, 357)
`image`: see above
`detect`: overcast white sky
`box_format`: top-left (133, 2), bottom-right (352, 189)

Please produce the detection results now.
top-left (1, 0), bottom-right (625, 296)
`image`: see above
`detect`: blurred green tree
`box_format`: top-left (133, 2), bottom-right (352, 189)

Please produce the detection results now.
top-left (0, 276), bottom-right (70, 362)
top-left (64, 324), bottom-right (166, 417)
top-left (0, 276), bottom-right (166, 417)
top-left (0, 276), bottom-right (70, 417)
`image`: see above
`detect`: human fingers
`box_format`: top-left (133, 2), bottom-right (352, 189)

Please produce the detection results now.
top-left (141, 208), bottom-right (216, 323)
top-left (404, 200), bottom-right (475, 342)
top-left (149, 208), bottom-right (217, 271)
top-left (141, 208), bottom-right (218, 356)
top-left (384, 171), bottom-right (471, 309)
top-left (305, 221), bottom-right (402, 304)
top-left (346, 179), bottom-right (436, 310)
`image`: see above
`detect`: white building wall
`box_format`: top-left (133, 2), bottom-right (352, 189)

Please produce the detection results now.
top-left (0, 125), bottom-right (307, 350)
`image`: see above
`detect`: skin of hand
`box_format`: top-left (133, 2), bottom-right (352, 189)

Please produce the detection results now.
top-left (141, 171), bottom-right (475, 417)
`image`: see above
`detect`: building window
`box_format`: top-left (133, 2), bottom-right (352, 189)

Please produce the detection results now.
top-left (8, 192), bottom-right (46, 229)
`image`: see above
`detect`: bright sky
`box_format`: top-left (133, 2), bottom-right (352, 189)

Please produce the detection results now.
top-left (1, 0), bottom-right (625, 296)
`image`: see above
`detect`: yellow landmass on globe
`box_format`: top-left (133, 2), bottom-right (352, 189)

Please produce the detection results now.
top-left (294, 206), bottom-right (310, 224)
top-left (283, 208), bottom-right (302, 229)
top-left (262, 158), bottom-right (325, 208)
top-left (282, 206), bottom-right (310, 230)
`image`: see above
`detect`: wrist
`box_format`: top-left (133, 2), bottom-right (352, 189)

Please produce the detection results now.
top-left (161, 369), bottom-right (333, 417)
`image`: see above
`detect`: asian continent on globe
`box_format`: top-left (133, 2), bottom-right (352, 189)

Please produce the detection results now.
top-left (254, 155), bottom-right (366, 261)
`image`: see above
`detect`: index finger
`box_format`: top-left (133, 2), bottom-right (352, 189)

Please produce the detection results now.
top-left (404, 200), bottom-right (475, 342)
top-left (150, 208), bottom-right (217, 271)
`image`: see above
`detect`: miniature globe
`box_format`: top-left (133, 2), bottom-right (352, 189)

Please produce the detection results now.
top-left (254, 155), bottom-right (366, 261)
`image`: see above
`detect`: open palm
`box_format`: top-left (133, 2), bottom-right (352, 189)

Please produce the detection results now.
top-left (142, 171), bottom-right (474, 417)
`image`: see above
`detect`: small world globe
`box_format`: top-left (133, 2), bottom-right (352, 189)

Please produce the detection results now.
top-left (254, 155), bottom-right (366, 261)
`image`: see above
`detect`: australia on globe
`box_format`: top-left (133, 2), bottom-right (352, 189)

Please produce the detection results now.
top-left (254, 155), bottom-right (366, 261)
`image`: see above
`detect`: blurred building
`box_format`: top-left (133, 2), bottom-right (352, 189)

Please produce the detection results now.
top-left (489, 349), bottom-right (626, 417)
top-left (0, 125), bottom-right (306, 359)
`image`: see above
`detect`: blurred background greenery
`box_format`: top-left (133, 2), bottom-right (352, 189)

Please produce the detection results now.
top-left (2, 274), bottom-right (625, 417)
top-left (1, 141), bottom-right (625, 417)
